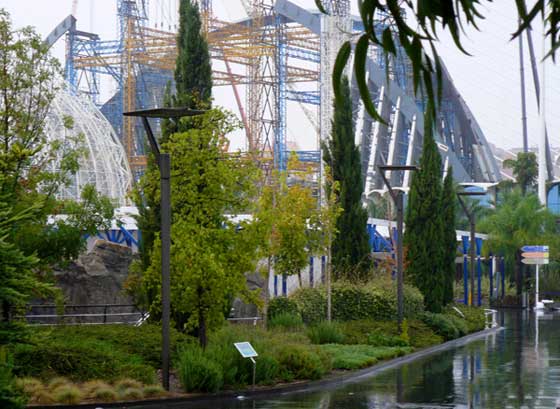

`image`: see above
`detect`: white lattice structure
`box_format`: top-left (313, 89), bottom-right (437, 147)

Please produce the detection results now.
top-left (44, 83), bottom-right (132, 206)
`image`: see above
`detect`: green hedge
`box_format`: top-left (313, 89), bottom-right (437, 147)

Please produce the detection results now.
top-left (267, 297), bottom-right (299, 320)
top-left (286, 281), bottom-right (424, 324)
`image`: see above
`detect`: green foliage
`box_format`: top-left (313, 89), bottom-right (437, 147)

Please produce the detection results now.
top-left (276, 344), bottom-right (330, 381)
top-left (267, 296), bottom-right (299, 320)
top-left (419, 312), bottom-right (471, 341)
top-left (322, 76), bottom-right (370, 280)
top-left (503, 152), bottom-right (538, 195)
top-left (404, 131), bottom-right (445, 312)
top-left (175, 0), bottom-right (212, 110)
top-left (441, 168), bottom-right (456, 305)
top-left (318, 344), bottom-right (410, 370)
top-left (138, 110), bottom-right (261, 346)
top-left (291, 287), bottom-right (327, 324)
top-left (448, 305), bottom-right (486, 333)
top-left (479, 190), bottom-right (559, 296)
top-left (340, 319), bottom-right (442, 349)
top-left (289, 282), bottom-right (424, 324)
top-left (0, 348), bottom-right (26, 409)
top-left (10, 325), bottom-right (190, 383)
top-left (177, 345), bottom-right (224, 393)
top-left (268, 313), bottom-right (303, 331)
top-left (307, 321), bottom-right (345, 344)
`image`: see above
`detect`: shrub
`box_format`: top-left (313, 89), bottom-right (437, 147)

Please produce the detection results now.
top-left (176, 345), bottom-right (224, 393)
top-left (420, 312), bottom-right (461, 341)
top-left (53, 385), bottom-right (82, 404)
top-left (276, 345), bottom-right (329, 381)
top-left (448, 305), bottom-right (485, 333)
top-left (307, 322), bottom-right (345, 344)
top-left (407, 320), bottom-right (443, 348)
top-left (11, 325), bottom-right (187, 383)
top-left (143, 384), bottom-right (165, 398)
top-left (92, 386), bottom-right (119, 402)
top-left (254, 355), bottom-right (279, 385)
top-left (0, 349), bottom-right (26, 409)
top-left (366, 331), bottom-right (408, 347)
top-left (268, 297), bottom-right (299, 319)
top-left (120, 387), bottom-right (144, 400)
top-left (291, 287), bottom-right (326, 324)
top-left (289, 282), bottom-right (424, 324)
top-left (268, 313), bottom-right (303, 331)
top-left (31, 390), bottom-right (54, 405)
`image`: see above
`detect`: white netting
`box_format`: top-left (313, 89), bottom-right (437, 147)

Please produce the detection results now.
top-left (43, 83), bottom-right (132, 206)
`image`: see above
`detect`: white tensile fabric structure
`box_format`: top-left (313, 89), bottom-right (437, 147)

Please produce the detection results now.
top-left (44, 84), bottom-right (132, 206)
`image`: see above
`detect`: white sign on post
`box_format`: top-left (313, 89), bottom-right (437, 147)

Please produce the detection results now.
top-left (234, 342), bottom-right (258, 388)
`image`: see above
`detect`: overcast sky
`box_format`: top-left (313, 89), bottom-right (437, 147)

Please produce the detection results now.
top-left (4, 0), bottom-right (560, 154)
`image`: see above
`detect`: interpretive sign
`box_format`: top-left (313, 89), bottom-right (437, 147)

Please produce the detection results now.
top-left (234, 342), bottom-right (258, 358)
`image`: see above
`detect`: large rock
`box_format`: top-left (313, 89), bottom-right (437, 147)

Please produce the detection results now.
top-left (54, 240), bottom-right (135, 305)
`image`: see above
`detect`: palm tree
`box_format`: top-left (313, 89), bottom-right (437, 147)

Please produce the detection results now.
top-left (502, 152), bottom-right (538, 196)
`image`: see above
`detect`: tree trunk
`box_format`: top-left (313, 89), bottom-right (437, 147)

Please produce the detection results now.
top-left (198, 308), bottom-right (207, 349)
top-left (327, 242), bottom-right (332, 321)
top-left (262, 256), bottom-right (272, 328)
top-left (297, 271), bottom-right (302, 288)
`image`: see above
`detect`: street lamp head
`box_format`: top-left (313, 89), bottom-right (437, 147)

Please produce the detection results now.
top-left (457, 191), bottom-right (486, 196)
top-left (123, 107), bottom-right (207, 118)
top-left (377, 165), bottom-right (419, 172)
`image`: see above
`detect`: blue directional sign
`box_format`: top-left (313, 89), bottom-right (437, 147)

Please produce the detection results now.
top-left (234, 342), bottom-right (258, 358)
top-left (521, 245), bottom-right (549, 253)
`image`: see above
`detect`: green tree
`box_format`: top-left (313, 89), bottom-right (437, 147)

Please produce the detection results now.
top-left (136, 0), bottom-right (213, 270)
top-left (136, 110), bottom-right (261, 348)
top-left (441, 167), bottom-right (456, 305)
top-left (479, 190), bottom-right (559, 298)
top-left (404, 129), bottom-right (444, 312)
top-left (322, 76), bottom-right (370, 280)
top-left (175, 0), bottom-right (212, 110)
top-left (503, 152), bottom-right (538, 196)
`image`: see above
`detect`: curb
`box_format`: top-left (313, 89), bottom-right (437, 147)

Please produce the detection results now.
top-left (30, 326), bottom-right (504, 409)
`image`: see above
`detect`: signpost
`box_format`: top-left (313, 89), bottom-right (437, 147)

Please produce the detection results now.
top-left (521, 245), bottom-right (549, 310)
top-left (234, 342), bottom-right (258, 388)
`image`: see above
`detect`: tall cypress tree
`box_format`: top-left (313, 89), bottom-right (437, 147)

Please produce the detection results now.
top-left (404, 128), bottom-right (444, 312)
top-left (175, 0), bottom-right (212, 110)
top-left (441, 166), bottom-right (456, 305)
top-left (323, 76), bottom-right (370, 280)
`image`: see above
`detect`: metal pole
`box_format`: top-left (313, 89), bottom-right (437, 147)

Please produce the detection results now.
top-left (535, 264), bottom-right (540, 310)
top-left (470, 219), bottom-right (475, 306)
top-left (396, 191), bottom-right (404, 329)
top-left (518, 20), bottom-right (528, 152)
top-left (160, 153), bottom-right (171, 391)
top-left (538, 15), bottom-right (547, 205)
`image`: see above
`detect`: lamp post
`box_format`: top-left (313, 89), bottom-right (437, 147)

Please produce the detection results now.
top-left (377, 165), bottom-right (417, 330)
top-left (123, 107), bottom-right (205, 390)
top-left (456, 191), bottom-right (486, 306)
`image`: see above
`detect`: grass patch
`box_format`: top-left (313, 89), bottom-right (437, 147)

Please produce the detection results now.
top-left (319, 344), bottom-right (411, 370)
top-left (307, 321), bottom-right (345, 344)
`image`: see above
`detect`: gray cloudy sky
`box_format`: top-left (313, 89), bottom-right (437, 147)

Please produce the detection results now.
top-left (4, 0), bottom-right (560, 153)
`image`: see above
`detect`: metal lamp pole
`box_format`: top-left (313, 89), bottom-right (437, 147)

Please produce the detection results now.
top-left (124, 107), bottom-right (205, 390)
top-left (378, 165), bottom-right (417, 330)
top-left (457, 191), bottom-right (486, 306)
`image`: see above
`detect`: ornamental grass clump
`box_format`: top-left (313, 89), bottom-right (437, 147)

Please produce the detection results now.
top-left (143, 384), bottom-right (165, 398)
top-left (307, 321), bottom-right (345, 344)
top-left (92, 386), bottom-right (119, 402)
top-left (15, 377), bottom-right (43, 396)
top-left (268, 312), bottom-right (304, 331)
top-left (120, 387), bottom-right (144, 400)
top-left (177, 345), bottom-right (224, 393)
top-left (114, 378), bottom-right (143, 392)
top-left (53, 384), bottom-right (83, 405)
